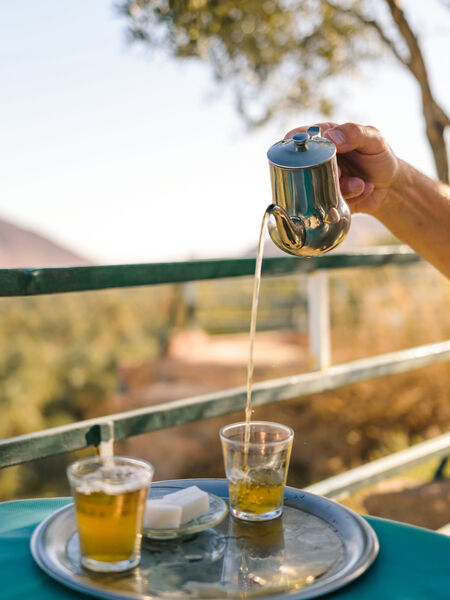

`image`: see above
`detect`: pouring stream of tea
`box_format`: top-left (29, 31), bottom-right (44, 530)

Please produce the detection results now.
top-left (244, 209), bottom-right (270, 445)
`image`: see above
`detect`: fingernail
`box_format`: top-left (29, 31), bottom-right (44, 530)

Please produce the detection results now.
top-left (327, 129), bottom-right (346, 145)
top-left (348, 178), bottom-right (364, 194)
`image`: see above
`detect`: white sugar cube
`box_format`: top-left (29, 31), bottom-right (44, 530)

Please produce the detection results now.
top-left (163, 486), bottom-right (210, 524)
top-left (144, 499), bottom-right (182, 529)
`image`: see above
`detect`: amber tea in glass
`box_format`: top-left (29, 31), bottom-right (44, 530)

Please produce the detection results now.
top-left (220, 422), bottom-right (293, 521)
top-left (67, 456), bottom-right (153, 573)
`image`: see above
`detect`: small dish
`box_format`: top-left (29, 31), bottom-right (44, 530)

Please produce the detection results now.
top-left (143, 485), bottom-right (228, 540)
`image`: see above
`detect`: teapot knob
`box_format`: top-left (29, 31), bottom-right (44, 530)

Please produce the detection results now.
top-left (307, 126), bottom-right (321, 139)
top-left (292, 132), bottom-right (308, 152)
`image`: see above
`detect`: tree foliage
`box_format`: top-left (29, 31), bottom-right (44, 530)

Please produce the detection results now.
top-left (118, 0), bottom-right (382, 123)
top-left (118, 0), bottom-right (449, 182)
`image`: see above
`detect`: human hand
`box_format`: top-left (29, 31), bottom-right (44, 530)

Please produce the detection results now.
top-left (285, 122), bottom-right (401, 215)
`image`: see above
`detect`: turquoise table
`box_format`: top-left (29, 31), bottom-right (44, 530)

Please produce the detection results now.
top-left (1, 490), bottom-right (449, 600)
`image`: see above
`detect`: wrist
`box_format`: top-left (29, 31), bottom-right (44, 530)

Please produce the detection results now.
top-left (371, 159), bottom-right (409, 221)
top-left (391, 159), bottom-right (414, 194)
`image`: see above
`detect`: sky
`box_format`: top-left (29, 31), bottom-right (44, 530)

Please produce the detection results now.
top-left (1, 0), bottom-right (449, 265)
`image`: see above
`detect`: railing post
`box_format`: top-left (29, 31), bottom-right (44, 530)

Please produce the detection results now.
top-left (183, 281), bottom-right (197, 328)
top-left (307, 271), bottom-right (331, 370)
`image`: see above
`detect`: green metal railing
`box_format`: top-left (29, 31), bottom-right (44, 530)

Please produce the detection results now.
top-left (0, 246), bottom-right (449, 501)
top-left (0, 246), bottom-right (420, 296)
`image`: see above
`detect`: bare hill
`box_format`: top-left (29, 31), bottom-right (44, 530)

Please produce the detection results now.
top-left (0, 218), bottom-right (91, 268)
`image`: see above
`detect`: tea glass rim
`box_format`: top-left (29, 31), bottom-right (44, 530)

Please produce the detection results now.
top-left (67, 455), bottom-right (154, 488)
top-left (219, 421), bottom-right (294, 447)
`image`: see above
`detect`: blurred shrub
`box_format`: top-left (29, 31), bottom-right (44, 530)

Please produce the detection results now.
top-left (0, 285), bottom-right (182, 498)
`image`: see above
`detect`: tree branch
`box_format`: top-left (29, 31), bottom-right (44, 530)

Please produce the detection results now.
top-left (323, 1), bottom-right (406, 64)
top-left (383, 0), bottom-right (449, 126)
top-left (384, 0), bottom-right (450, 180)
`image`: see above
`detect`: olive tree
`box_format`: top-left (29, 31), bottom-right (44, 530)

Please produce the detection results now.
top-left (118, 0), bottom-right (449, 182)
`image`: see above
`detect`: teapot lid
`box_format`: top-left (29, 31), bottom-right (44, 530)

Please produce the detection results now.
top-left (267, 127), bottom-right (335, 169)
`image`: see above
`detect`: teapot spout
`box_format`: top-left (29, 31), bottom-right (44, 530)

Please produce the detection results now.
top-left (266, 204), bottom-right (306, 256)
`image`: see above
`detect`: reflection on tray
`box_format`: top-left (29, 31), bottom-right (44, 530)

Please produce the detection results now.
top-left (138, 506), bottom-right (343, 598)
top-left (218, 517), bottom-right (321, 597)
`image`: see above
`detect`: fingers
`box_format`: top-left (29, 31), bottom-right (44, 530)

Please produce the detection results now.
top-left (340, 177), bottom-right (365, 198)
top-left (340, 176), bottom-right (375, 202)
top-left (324, 123), bottom-right (388, 155)
top-left (285, 122), bottom-right (388, 156)
top-left (340, 177), bottom-right (375, 213)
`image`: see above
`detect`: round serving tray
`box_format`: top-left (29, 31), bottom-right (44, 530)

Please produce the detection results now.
top-left (31, 479), bottom-right (378, 600)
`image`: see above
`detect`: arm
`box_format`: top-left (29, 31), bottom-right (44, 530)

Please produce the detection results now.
top-left (285, 122), bottom-right (450, 278)
top-left (374, 160), bottom-right (450, 278)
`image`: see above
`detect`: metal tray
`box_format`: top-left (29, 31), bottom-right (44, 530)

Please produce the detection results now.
top-left (31, 479), bottom-right (379, 600)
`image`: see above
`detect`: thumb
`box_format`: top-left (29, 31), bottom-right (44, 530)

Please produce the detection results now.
top-left (325, 123), bottom-right (389, 155)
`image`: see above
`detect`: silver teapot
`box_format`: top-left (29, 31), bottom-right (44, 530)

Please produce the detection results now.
top-left (266, 126), bottom-right (350, 256)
